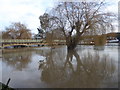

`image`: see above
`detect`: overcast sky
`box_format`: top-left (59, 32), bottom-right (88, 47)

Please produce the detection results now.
top-left (0, 0), bottom-right (119, 34)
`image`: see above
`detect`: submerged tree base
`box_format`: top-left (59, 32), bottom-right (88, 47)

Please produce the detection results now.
top-left (67, 43), bottom-right (78, 50)
top-left (67, 45), bottom-right (76, 50)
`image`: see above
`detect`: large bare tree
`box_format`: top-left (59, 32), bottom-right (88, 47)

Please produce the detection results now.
top-left (39, 1), bottom-right (115, 50)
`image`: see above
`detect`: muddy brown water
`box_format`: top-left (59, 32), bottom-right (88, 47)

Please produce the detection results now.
top-left (0, 45), bottom-right (119, 88)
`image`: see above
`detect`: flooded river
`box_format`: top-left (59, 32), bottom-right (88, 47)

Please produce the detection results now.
top-left (0, 45), bottom-right (119, 88)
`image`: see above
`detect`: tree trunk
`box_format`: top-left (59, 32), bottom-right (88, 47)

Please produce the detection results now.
top-left (67, 42), bottom-right (77, 50)
top-left (66, 35), bottom-right (80, 50)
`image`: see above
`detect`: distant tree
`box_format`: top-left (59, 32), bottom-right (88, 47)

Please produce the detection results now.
top-left (39, 14), bottom-right (65, 46)
top-left (51, 29), bottom-right (65, 40)
top-left (39, 13), bottom-right (50, 32)
top-left (0, 31), bottom-right (2, 39)
top-left (2, 29), bottom-right (15, 39)
top-left (2, 22), bottom-right (32, 39)
top-left (39, 2), bottom-right (116, 50)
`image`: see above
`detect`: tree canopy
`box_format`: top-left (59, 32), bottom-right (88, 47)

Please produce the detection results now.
top-left (2, 22), bottom-right (32, 39)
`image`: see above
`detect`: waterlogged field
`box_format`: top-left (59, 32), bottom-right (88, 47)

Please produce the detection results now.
top-left (0, 45), bottom-right (119, 88)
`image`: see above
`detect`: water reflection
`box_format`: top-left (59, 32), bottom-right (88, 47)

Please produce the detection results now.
top-left (94, 46), bottom-right (105, 50)
top-left (39, 48), bottom-right (116, 88)
top-left (1, 46), bottom-right (118, 88)
top-left (2, 49), bottom-right (32, 70)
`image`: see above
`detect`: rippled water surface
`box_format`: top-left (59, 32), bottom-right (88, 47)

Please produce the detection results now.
top-left (0, 45), bottom-right (119, 88)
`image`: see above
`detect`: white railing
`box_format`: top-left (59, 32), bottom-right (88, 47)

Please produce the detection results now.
top-left (1, 39), bottom-right (43, 43)
top-left (1, 39), bottom-right (66, 43)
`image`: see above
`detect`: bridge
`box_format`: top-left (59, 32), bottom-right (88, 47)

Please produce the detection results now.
top-left (1, 32), bottom-right (120, 48)
top-left (0, 39), bottom-right (66, 48)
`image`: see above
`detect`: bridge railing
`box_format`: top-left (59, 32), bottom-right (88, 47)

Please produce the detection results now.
top-left (1, 39), bottom-right (44, 43)
top-left (0, 39), bottom-right (66, 43)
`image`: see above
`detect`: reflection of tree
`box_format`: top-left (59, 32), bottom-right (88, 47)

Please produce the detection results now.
top-left (40, 49), bottom-right (65, 84)
top-left (39, 49), bottom-right (116, 88)
top-left (2, 49), bottom-right (32, 71)
top-left (64, 51), bottom-right (116, 88)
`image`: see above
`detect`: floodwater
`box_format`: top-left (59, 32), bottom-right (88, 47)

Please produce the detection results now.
top-left (0, 45), bottom-right (119, 88)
